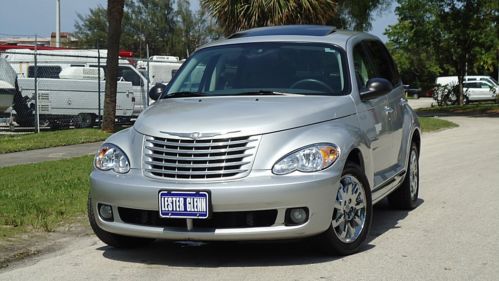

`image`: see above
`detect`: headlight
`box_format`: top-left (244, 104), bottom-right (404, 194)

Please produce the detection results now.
top-left (272, 143), bottom-right (340, 175)
top-left (94, 143), bottom-right (130, 174)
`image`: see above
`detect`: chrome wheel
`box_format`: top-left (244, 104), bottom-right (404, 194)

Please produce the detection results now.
top-left (409, 148), bottom-right (419, 200)
top-left (332, 175), bottom-right (367, 243)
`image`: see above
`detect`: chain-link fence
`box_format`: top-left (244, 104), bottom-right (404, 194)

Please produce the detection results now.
top-left (0, 49), bottom-right (183, 133)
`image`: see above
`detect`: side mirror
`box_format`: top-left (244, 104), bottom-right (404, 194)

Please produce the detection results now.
top-left (148, 83), bottom-right (168, 101)
top-left (360, 78), bottom-right (393, 100)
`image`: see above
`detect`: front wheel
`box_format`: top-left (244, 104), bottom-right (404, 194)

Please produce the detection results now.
top-left (318, 162), bottom-right (372, 255)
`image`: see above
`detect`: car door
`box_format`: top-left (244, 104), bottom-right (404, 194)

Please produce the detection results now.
top-left (465, 82), bottom-right (493, 101)
top-left (353, 42), bottom-right (392, 179)
top-left (363, 40), bottom-right (404, 174)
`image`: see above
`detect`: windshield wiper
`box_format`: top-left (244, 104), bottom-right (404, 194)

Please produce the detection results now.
top-left (232, 90), bottom-right (290, 96)
top-left (164, 91), bottom-right (207, 98)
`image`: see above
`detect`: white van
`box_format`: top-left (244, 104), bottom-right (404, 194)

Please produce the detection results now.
top-left (435, 75), bottom-right (498, 87)
top-left (15, 67), bottom-right (135, 128)
top-left (1, 49), bottom-right (149, 115)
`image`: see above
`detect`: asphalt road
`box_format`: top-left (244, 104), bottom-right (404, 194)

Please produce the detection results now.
top-left (1, 116), bottom-right (498, 281)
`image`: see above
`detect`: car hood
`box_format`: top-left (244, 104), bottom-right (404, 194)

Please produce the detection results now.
top-left (134, 95), bottom-right (355, 137)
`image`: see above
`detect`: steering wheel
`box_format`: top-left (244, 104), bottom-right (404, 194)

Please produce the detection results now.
top-left (290, 79), bottom-right (334, 93)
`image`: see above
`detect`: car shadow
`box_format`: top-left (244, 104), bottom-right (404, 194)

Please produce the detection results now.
top-left (99, 198), bottom-right (424, 267)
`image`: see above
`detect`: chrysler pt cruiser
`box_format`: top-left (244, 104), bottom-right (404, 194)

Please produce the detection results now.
top-left (89, 25), bottom-right (421, 255)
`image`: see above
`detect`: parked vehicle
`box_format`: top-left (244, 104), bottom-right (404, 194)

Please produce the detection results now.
top-left (1, 49), bottom-right (149, 115)
top-left (136, 55), bottom-right (183, 84)
top-left (436, 75), bottom-right (498, 87)
top-left (0, 58), bottom-right (16, 114)
top-left (14, 67), bottom-right (135, 128)
top-left (463, 80), bottom-right (498, 103)
top-left (88, 25), bottom-right (421, 255)
top-left (403, 84), bottom-right (422, 99)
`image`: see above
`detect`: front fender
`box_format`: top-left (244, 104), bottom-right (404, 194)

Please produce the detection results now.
top-left (98, 128), bottom-right (143, 169)
top-left (252, 115), bottom-right (373, 187)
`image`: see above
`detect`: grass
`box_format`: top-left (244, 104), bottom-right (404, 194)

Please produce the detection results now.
top-left (0, 129), bottom-right (110, 154)
top-left (0, 156), bottom-right (93, 239)
top-left (419, 117), bottom-right (458, 132)
top-left (417, 103), bottom-right (499, 115)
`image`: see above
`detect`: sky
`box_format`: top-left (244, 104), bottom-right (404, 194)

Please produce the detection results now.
top-left (0, 0), bottom-right (397, 42)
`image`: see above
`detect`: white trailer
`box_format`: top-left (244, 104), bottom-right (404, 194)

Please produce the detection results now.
top-left (15, 68), bottom-right (135, 128)
top-left (136, 55), bottom-right (183, 84)
top-left (1, 49), bottom-right (148, 115)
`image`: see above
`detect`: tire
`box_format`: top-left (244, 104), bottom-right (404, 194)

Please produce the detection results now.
top-left (88, 195), bottom-right (154, 248)
top-left (78, 113), bottom-right (95, 128)
top-left (318, 162), bottom-right (373, 255)
top-left (388, 143), bottom-right (419, 210)
top-left (464, 96), bottom-right (470, 105)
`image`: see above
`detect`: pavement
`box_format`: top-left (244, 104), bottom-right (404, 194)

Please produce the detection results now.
top-left (0, 142), bottom-right (101, 168)
top-left (1, 116), bottom-right (498, 280)
top-left (407, 97), bottom-right (435, 109)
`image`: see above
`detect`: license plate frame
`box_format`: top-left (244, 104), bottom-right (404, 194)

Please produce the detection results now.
top-left (158, 190), bottom-right (210, 219)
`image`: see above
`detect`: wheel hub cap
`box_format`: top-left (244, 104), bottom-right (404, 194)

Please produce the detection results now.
top-left (332, 175), bottom-right (367, 243)
top-left (409, 149), bottom-right (419, 200)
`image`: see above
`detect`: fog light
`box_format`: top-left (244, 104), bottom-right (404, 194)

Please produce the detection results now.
top-left (286, 207), bottom-right (309, 225)
top-left (98, 204), bottom-right (114, 221)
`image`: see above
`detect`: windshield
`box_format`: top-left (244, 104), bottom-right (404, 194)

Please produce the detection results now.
top-left (165, 42), bottom-right (348, 98)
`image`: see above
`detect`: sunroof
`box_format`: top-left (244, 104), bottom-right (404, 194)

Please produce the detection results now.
top-left (229, 25), bottom-right (336, 39)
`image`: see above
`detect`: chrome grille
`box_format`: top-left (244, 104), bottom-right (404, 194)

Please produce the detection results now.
top-left (144, 135), bottom-right (260, 180)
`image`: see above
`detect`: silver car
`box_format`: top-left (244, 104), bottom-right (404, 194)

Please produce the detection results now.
top-left (89, 25), bottom-right (421, 255)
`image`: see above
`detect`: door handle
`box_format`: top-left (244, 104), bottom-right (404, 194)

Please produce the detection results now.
top-left (384, 106), bottom-right (394, 114)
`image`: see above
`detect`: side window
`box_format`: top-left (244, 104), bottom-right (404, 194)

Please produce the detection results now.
top-left (364, 40), bottom-right (400, 86)
top-left (465, 83), bottom-right (478, 88)
top-left (480, 82), bottom-right (491, 89)
top-left (118, 66), bottom-right (142, 86)
top-left (353, 43), bottom-right (376, 90)
top-left (28, 66), bottom-right (62, 78)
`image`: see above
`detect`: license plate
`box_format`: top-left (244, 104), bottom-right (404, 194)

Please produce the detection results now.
top-left (158, 191), bottom-right (210, 219)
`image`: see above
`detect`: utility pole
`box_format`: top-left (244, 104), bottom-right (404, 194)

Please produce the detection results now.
top-left (56, 0), bottom-right (61, 47)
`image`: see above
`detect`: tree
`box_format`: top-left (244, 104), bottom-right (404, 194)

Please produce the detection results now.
top-left (200, 0), bottom-right (391, 36)
top-left (175, 0), bottom-right (222, 56)
top-left (385, 0), bottom-right (443, 91)
top-left (386, 0), bottom-right (499, 104)
top-left (102, 0), bottom-right (125, 133)
top-left (331, 0), bottom-right (392, 31)
top-left (200, 0), bottom-right (339, 36)
top-left (74, 0), bottom-right (221, 58)
top-left (74, 6), bottom-right (108, 48)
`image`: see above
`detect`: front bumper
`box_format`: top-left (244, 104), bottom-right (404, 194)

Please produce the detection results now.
top-left (90, 168), bottom-right (341, 241)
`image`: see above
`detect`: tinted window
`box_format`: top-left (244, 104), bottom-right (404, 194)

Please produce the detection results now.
top-left (167, 42), bottom-right (349, 97)
top-left (28, 66), bottom-right (62, 78)
top-left (119, 66), bottom-right (142, 86)
top-left (90, 65), bottom-right (143, 86)
top-left (364, 40), bottom-right (400, 86)
top-left (479, 82), bottom-right (491, 89)
top-left (353, 44), bottom-right (376, 90)
top-left (464, 83), bottom-right (478, 88)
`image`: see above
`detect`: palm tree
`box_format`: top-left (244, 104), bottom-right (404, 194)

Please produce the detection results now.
top-left (102, 0), bottom-right (125, 133)
top-left (201, 0), bottom-right (339, 36)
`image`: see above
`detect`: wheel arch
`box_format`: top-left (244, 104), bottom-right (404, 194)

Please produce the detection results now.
top-left (345, 148), bottom-right (365, 173)
top-left (411, 127), bottom-right (421, 155)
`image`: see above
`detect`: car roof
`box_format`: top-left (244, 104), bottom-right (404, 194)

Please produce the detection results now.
top-left (200, 25), bottom-right (378, 50)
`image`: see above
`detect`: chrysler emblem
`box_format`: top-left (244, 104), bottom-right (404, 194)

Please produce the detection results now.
top-left (160, 130), bottom-right (241, 140)
top-left (190, 132), bottom-right (201, 140)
